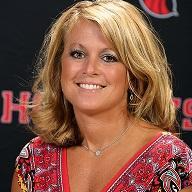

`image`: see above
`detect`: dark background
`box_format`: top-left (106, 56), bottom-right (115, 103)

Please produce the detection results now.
top-left (0, 0), bottom-right (191, 191)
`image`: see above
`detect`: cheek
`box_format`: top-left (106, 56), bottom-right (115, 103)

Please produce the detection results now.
top-left (60, 64), bottom-right (73, 101)
top-left (60, 61), bottom-right (71, 92)
top-left (60, 64), bottom-right (66, 87)
top-left (109, 66), bottom-right (128, 89)
top-left (60, 60), bottom-right (81, 92)
top-left (60, 60), bottom-right (74, 83)
top-left (61, 58), bottom-right (83, 79)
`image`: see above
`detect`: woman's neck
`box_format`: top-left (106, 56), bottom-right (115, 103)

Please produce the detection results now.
top-left (74, 108), bottom-right (132, 151)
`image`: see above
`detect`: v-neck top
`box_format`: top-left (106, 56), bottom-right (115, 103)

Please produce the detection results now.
top-left (16, 132), bottom-right (192, 192)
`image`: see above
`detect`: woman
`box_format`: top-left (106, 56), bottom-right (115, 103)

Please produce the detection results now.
top-left (11, 0), bottom-right (192, 191)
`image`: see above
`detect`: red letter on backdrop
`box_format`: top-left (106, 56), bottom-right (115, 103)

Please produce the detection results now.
top-left (182, 98), bottom-right (192, 130)
top-left (173, 97), bottom-right (182, 109)
top-left (1, 90), bottom-right (31, 124)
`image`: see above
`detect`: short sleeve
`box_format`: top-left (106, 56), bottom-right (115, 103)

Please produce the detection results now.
top-left (151, 136), bottom-right (192, 191)
top-left (15, 141), bottom-right (35, 192)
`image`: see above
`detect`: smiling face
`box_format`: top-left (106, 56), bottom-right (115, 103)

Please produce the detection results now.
top-left (61, 19), bottom-right (128, 115)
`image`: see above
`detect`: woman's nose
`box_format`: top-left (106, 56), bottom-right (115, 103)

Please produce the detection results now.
top-left (83, 57), bottom-right (99, 75)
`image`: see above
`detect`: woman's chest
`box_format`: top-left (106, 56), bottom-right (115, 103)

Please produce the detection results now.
top-left (66, 147), bottom-right (156, 192)
top-left (68, 158), bottom-right (127, 192)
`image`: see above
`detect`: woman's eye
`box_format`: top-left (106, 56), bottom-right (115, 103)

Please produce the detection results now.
top-left (102, 54), bottom-right (118, 63)
top-left (70, 50), bottom-right (85, 59)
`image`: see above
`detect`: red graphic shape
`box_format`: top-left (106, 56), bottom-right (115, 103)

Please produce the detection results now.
top-left (139, 0), bottom-right (178, 19)
top-left (173, 97), bottom-right (182, 109)
top-left (144, 0), bottom-right (170, 14)
top-left (1, 90), bottom-right (31, 124)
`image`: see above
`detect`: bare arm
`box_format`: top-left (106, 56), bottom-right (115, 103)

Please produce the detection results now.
top-left (179, 186), bottom-right (192, 192)
top-left (11, 170), bottom-right (23, 192)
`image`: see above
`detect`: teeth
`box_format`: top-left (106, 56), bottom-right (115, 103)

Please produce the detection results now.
top-left (79, 84), bottom-right (103, 90)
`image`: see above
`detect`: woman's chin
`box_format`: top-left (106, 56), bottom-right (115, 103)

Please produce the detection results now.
top-left (73, 102), bottom-right (106, 115)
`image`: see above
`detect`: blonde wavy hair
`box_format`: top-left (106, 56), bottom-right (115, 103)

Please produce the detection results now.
top-left (30, 0), bottom-right (176, 146)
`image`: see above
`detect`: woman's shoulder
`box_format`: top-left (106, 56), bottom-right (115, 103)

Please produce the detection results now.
top-left (150, 132), bottom-right (192, 156)
top-left (149, 132), bottom-right (192, 169)
top-left (20, 136), bottom-right (62, 151)
top-left (16, 136), bottom-right (64, 165)
top-left (15, 137), bottom-right (66, 192)
top-left (147, 132), bottom-right (192, 192)
top-left (158, 132), bottom-right (192, 153)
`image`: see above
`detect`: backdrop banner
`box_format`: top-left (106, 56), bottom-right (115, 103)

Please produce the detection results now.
top-left (0, 0), bottom-right (192, 191)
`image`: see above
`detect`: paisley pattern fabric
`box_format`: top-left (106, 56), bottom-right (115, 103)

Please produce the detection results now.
top-left (16, 138), bottom-right (64, 192)
top-left (16, 133), bottom-right (192, 192)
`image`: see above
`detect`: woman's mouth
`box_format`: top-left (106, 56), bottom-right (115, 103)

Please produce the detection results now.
top-left (77, 83), bottom-right (106, 90)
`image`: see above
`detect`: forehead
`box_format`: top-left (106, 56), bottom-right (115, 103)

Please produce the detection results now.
top-left (63, 19), bottom-right (115, 50)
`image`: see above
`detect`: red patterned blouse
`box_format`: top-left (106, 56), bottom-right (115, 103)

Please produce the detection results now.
top-left (16, 132), bottom-right (192, 192)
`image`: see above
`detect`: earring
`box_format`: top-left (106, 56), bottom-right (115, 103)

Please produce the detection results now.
top-left (130, 93), bottom-right (134, 101)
